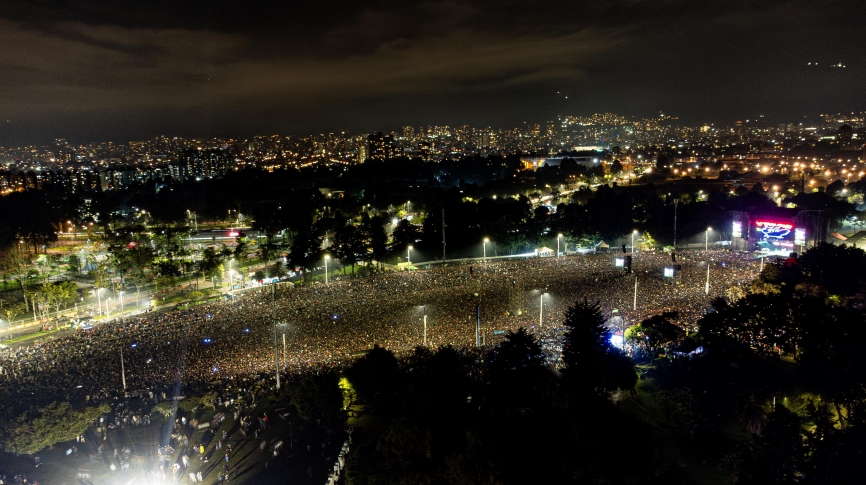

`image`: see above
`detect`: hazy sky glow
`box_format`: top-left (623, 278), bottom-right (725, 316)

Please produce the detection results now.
top-left (1, 0), bottom-right (864, 143)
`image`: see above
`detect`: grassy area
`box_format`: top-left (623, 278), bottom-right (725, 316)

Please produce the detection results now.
top-left (1, 325), bottom-right (69, 345)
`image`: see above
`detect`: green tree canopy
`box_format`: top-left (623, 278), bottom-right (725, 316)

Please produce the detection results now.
top-left (1, 402), bottom-right (109, 454)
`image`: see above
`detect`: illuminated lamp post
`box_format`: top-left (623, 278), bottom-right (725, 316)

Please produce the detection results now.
top-left (538, 291), bottom-right (548, 327)
top-left (407, 245), bottom-right (413, 266)
top-left (483, 238), bottom-right (489, 262)
top-left (705, 227), bottom-right (712, 251)
top-left (272, 283), bottom-right (280, 390)
top-left (557, 233), bottom-right (563, 257)
top-left (324, 254), bottom-right (330, 285)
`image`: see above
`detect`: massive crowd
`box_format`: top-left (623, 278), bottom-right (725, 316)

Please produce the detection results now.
top-left (0, 251), bottom-right (758, 420)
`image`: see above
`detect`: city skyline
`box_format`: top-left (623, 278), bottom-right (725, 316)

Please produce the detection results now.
top-left (1, 0), bottom-right (864, 145)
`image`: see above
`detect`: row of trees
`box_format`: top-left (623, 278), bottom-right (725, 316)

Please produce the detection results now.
top-left (283, 300), bottom-right (649, 484)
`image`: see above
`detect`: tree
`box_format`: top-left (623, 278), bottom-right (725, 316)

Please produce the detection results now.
top-left (268, 261), bottom-right (287, 279)
top-left (199, 247), bottom-right (223, 280)
top-left (610, 159), bottom-right (624, 175)
top-left (486, 328), bottom-right (553, 411)
top-left (561, 300), bottom-right (636, 398)
top-left (345, 346), bottom-right (402, 415)
top-left (151, 402), bottom-right (175, 418)
top-left (0, 299), bottom-right (26, 324)
top-left (333, 224), bottom-right (365, 274)
top-left (734, 405), bottom-right (804, 485)
top-left (0, 244), bottom-right (32, 292)
top-left (66, 253), bottom-right (82, 276)
top-left (291, 372), bottom-right (345, 425)
top-left (392, 219), bottom-right (421, 249)
top-left (738, 393), bottom-right (768, 436)
top-left (233, 236), bottom-right (248, 264)
top-left (361, 215), bottom-right (387, 271)
top-left (288, 230), bottom-right (323, 281)
top-left (0, 402), bottom-right (109, 454)
top-left (629, 312), bottom-right (682, 356)
top-left (88, 258), bottom-right (110, 297)
top-left (38, 280), bottom-right (77, 314)
top-left (797, 243), bottom-right (866, 295)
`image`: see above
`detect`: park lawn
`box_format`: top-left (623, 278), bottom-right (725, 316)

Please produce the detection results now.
top-left (622, 373), bottom-right (744, 485)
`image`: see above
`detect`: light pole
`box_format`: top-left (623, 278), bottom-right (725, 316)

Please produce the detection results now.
top-left (705, 262), bottom-right (711, 295)
top-left (407, 245), bottom-right (413, 266)
top-left (557, 233), bottom-right (563, 257)
top-left (106, 298), bottom-right (111, 320)
top-left (324, 254), bottom-right (330, 285)
top-left (119, 291), bottom-right (124, 314)
top-left (483, 238), bottom-right (489, 262)
top-left (633, 276), bottom-right (638, 311)
top-left (673, 198), bottom-right (679, 250)
top-left (631, 230), bottom-right (637, 254)
top-left (423, 314), bottom-right (427, 346)
top-left (120, 346), bottom-right (127, 391)
top-left (539, 292), bottom-right (545, 327)
top-left (705, 227), bottom-right (712, 251)
top-left (272, 284), bottom-right (280, 390)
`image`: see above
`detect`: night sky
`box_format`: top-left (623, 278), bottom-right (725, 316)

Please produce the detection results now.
top-left (1, 0), bottom-right (864, 144)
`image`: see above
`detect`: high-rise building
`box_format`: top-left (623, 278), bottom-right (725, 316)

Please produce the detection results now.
top-left (367, 132), bottom-right (399, 161)
top-left (838, 125), bottom-right (853, 147)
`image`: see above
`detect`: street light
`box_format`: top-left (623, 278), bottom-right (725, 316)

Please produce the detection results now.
top-left (407, 245), bottom-right (413, 266)
top-left (324, 254), bottom-right (330, 285)
top-left (538, 291), bottom-right (548, 327)
top-left (119, 291), bottom-right (124, 314)
top-left (705, 262), bottom-right (711, 295)
top-left (106, 297), bottom-right (111, 320)
top-left (272, 284), bottom-right (280, 390)
top-left (557, 233), bottom-right (563, 257)
top-left (483, 238), bottom-right (489, 262)
top-left (705, 227), bottom-right (712, 251)
top-left (631, 230), bottom-right (638, 254)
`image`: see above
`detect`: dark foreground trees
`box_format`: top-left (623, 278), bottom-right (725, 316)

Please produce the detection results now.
top-left (688, 244), bottom-right (866, 483)
top-left (342, 300), bottom-right (661, 485)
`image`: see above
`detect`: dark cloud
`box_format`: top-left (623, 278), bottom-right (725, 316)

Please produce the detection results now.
top-left (0, 0), bottom-right (863, 144)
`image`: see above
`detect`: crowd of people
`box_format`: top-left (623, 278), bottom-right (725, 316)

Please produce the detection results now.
top-left (0, 250), bottom-right (759, 420)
